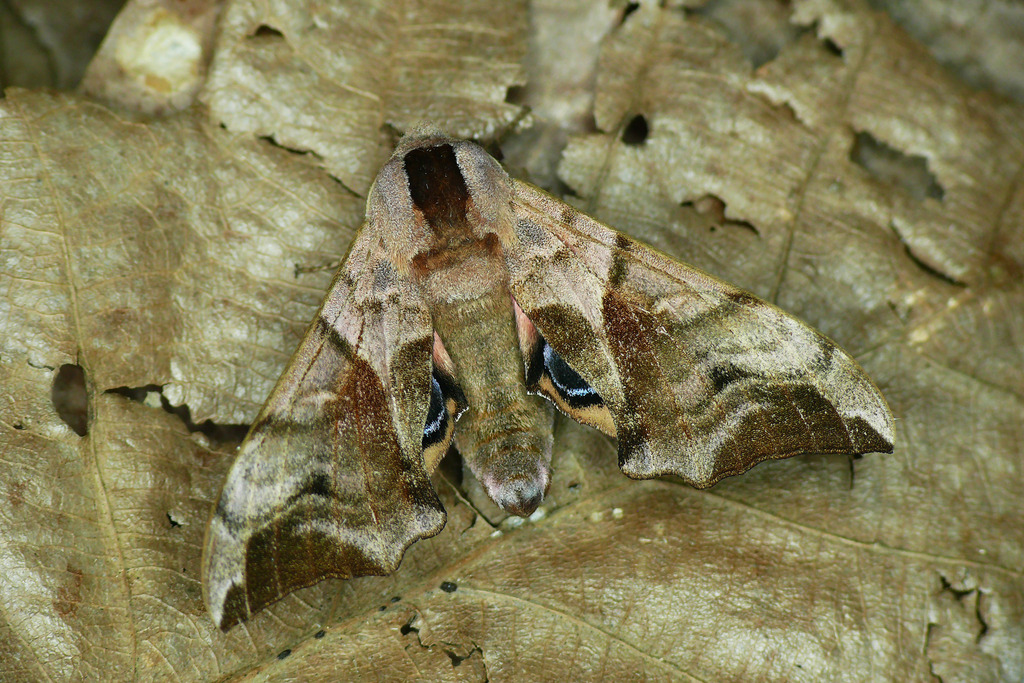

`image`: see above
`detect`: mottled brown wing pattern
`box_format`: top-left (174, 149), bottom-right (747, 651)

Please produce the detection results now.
top-left (504, 179), bottom-right (894, 488)
top-left (201, 229), bottom-right (444, 631)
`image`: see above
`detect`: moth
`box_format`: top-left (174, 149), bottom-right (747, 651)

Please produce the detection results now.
top-left (202, 128), bottom-right (894, 630)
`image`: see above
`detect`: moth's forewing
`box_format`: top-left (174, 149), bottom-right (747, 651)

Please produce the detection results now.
top-left (202, 221), bottom-right (442, 631)
top-left (503, 179), bottom-right (894, 487)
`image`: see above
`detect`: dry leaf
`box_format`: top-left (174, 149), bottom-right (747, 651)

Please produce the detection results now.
top-left (201, 0), bottom-right (528, 191)
top-left (0, 0), bottom-right (1022, 681)
top-left (80, 0), bottom-right (221, 115)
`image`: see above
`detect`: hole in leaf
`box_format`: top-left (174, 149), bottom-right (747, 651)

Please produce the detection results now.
top-left (440, 581), bottom-right (458, 593)
top-left (937, 575), bottom-right (989, 642)
top-left (924, 622), bottom-right (939, 650)
top-left (682, 195), bottom-right (759, 236)
top-left (166, 512), bottom-right (182, 528)
top-left (253, 25), bottom-right (283, 39)
top-left (258, 135), bottom-right (322, 161)
top-left (314, 630), bottom-right (326, 639)
top-left (106, 385), bottom-right (250, 445)
top-left (445, 645), bottom-right (482, 667)
top-left (889, 225), bottom-right (965, 287)
top-left (621, 115), bottom-right (649, 145)
top-left (851, 131), bottom-right (944, 201)
top-left (277, 649), bottom-right (291, 660)
top-left (823, 37), bottom-right (843, 57)
top-left (505, 84), bottom-right (527, 105)
top-left (939, 575), bottom-right (974, 601)
top-left (400, 615), bottom-right (418, 635)
top-left (52, 364), bottom-right (88, 436)
top-left (620, 2), bottom-right (640, 24)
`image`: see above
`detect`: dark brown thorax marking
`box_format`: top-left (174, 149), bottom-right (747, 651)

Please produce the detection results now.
top-left (403, 144), bottom-right (470, 229)
top-left (410, 233), bottom-right (502, 277)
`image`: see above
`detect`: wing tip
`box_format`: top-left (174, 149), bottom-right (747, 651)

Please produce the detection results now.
top-left (851, 411), bottom-right (895, 455)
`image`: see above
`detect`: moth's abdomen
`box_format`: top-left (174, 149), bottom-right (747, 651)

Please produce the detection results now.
top-left (453, 398), bottom-right (554, 516)
top-left (427, 278), bottom-right (554, 517)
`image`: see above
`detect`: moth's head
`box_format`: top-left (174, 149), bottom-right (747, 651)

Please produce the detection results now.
top-left (366, 129), bottom-right (513, 266)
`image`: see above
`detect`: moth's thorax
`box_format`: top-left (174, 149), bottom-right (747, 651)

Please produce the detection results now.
top-left (366, 136), bottom-right (514, 277)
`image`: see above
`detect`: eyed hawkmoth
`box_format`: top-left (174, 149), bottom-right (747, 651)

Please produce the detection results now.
top-left (202, 128), bottom-right (894, 630)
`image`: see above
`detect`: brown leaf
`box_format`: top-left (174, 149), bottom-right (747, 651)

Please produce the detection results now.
top-left (1, 1), bottom-right (1022, 681)
top-left (80, 0), bottom-right (221, 115)
top-left (201, 0), bottom-right (528, 191)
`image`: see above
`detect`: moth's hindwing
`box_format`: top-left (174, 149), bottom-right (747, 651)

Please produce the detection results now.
top-left (515, 299), bottom-right (616, 436)
top-left (422, 334), bottom-right (467, 473)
